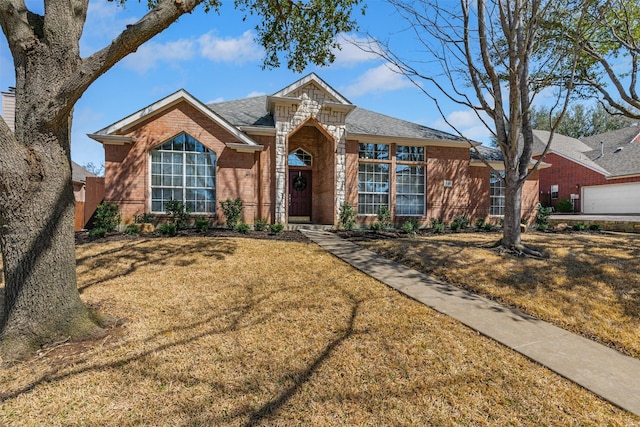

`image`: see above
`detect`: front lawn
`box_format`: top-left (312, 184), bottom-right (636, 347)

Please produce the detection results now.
top-left (0, 236), bottom-right (637, 425)
top-left (351, 230), bottom-right (640, 359)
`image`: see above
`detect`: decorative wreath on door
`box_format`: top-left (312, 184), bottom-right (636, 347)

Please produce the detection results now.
top-left (293, 175), bottom-right (307, 191)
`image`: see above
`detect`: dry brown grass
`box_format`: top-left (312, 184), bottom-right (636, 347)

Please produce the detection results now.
top-left (355, 231), bottom-right (640, 359)
top-left (0, 236), bottom-right (638, 425)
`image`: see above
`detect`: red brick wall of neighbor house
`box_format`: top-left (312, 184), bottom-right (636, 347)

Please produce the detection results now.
top-left (535, 153), bottom-right (639, 212)
top-left (104, 101), bottom-right (260, 224)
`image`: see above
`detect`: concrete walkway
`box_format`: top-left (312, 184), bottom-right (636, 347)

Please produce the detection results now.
top-left (301, 230), bottom-right (640, 417)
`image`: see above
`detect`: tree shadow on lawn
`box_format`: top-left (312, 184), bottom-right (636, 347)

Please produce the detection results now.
top-left (76, 237), bottom-right (237, 294)
top-left (0, 262), bottom-right (365, 427)
top-left (356, 231), bottom-right (640, 357)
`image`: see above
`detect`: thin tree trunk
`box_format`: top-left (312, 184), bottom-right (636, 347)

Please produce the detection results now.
top-left (501, 171), bottom-right (523, 248)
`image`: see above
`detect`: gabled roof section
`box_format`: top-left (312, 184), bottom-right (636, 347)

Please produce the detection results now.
top-left (71, 161), bottom-right (96, 183)
top-left (89, 89), bottom-right (260, 148)
top-left (271, 72), bottom-right (352, 105)
top-left (532, 129), bottom-right (610, 176)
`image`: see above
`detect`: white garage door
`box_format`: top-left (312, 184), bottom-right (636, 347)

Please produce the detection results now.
top-left (582, 182), bottom-right (640, 214)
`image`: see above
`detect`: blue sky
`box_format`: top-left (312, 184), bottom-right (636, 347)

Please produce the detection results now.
top-left (0, 0), bottom-right (498, 168)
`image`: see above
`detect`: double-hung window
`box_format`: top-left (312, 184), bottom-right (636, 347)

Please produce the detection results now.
top-left (151, 133), bottom-right (216, 214)
top-left (358, 143), bottom-right (390, 215)
top-left (490, 171), bottom-right (505, 216)
top-left (396, 146), bottom-right (425, 216)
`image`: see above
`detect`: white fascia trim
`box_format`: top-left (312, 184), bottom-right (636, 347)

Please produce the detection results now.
top-left (87, 134), bottom-right (136, 145)
top-left (239, 126), bottom-right (277, 136)
top-left (226, 142), bottom-right (264, 153)
top-left (92, 89), bottom-right (260, 148)
top-left (348, 133), bottom-right (478, 148)
top-left (606, 172), bottom-right (640, 180)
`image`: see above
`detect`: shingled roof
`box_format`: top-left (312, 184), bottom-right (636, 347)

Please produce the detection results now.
top-left (581, 126), bottom-right (640, 177)
top-left (208, 96), bottom-right (463, 141)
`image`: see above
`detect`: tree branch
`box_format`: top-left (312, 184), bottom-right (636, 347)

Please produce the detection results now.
top-left (0, 0), bottom-right (38, 55)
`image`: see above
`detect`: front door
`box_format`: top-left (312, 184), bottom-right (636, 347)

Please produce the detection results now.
top-left (289, 169), bottom-right (312, 218)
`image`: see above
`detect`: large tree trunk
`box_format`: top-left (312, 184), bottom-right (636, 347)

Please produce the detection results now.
top-left (0, 120), bottom-right (103, 361)
top-left (0, 23), bottom-right (103, 360)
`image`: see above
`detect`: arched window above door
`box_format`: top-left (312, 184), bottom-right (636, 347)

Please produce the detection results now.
top-left (288, 148), bottom-right (312, 167)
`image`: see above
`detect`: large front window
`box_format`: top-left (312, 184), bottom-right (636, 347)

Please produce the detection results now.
top-left (151, 133), bottom-right (216, 214)
top-left (490, 171), bottom-right (505, 216)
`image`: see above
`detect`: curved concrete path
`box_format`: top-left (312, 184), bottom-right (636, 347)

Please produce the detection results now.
top-left (301, 229), bottom-right (640, 417)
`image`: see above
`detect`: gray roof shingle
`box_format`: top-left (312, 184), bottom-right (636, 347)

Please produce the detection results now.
top-left (581, 126), bottom-right (640, 177)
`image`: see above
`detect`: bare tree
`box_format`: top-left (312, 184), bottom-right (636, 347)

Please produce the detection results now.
top-left (0, 0), bottom-right (362, 361)
top-left (365, 0), bottom-right (586, 252)
top-left (572, 0), bottom-right (640, 118)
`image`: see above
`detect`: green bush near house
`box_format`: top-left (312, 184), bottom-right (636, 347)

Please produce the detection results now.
top-left (536, 203), bottom-right (553, 231)
top-left (589, 223), bottom-right (602, 231)
top-left (194, 216), bottom-right (210, 232)
top-left (572, 222), bottom-right (587, 231)
top-left (235, 222), bottom-right (250, 234)
top-left (220, 198), bottom-right (243, 229)
top-left (93, 202), bottom-right (121, 233)
top-left (339, 202), bottom-right (356, 231)
top-left (254, 219), bottom-right (268, 231)
top-left (270, 223), bottom-right (284, 234)
top-left (376, 206), bottom-right (392, 229)
top-left (134, 212), bottom-right (155, 224)
top-left (401, 218), bottom-right (420, 234)
top-left (165, 200), bottom-right (190, 230)
top-left (556, 199), bottom-right (573, 213)
top-left (88, 227), bottom-right (107, 239)
top-left (157, 223), bottom-right (177, 237)
top-left (370, 221), bottom-right (384, 231)
top-left (474, 217), bottom-right (486, 230)
top-left (124, 224), bottom-right (141, 235)
top-left (450, 215), bottom-right (470, 231)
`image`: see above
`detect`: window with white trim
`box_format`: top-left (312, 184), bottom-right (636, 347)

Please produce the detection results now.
top-left (395, 146), bottom-right (425, 215)
top-left (358, 143), bottom-right (390, 215)
top-left (490, 171), bottom-right (505, 216)
top-left (551, 184), bottom-right (559, 199)
top-left (151, 133), bottom-right (216, 214)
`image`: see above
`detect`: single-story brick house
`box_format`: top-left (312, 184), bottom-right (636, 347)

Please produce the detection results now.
top-left (88, 73), bottom-right (540, 227)
top-left (532, 128), bottom-right (640, 214)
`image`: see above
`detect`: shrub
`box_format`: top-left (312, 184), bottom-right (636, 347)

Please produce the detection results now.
top-left (401, 218), bottom-right (420, 234)
top-left (536, 203), bottom-right (552, 231)
top-left (88, 227), bottom-right (107, 239)
top-left (235, 222), bottom-right (250, 234)
top-left (270, 223), bottom-right (284, 234)
top-left (339, 201), bottom-right (357, 231)
top-left (376, 206), bottom-right (392, 229)
top-left (253, 219), bottom-right (268, 231)
top-left (194, 216), bottom-right (210, 232)
top-left (157, 223), bottom-right (177, 236)
top-left (556, 199), bottom-right (573, 213)
top-left (124, 224), bottom-right (141, 235)
top-left (220, 198), bottom-right (243, 229)
top-left (572, 222), bottom-right (587, 231)
top-left (589, 223), bottom-right (602, 231)
top-left (93, 202), bottom-right (121, 233)
top-left (165, 200), bottom-right (190, 230)
top-left (370, 221), bottom-right (384, 231)
top-left (474, 217), bottom-right (486, 230)
top-left (134, 212), bottom-right (155, 224)
top-left (450, 215), bottom-right (470, 231)
top-left (483, 222), bottom-right (494, 231)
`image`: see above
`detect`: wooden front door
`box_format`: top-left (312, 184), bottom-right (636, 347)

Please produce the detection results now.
top-left (289, 169), bottom-right (312, 217)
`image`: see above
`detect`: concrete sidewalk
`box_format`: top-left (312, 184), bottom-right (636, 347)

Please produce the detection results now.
top-left (301, 229), bottom-right (640, 417)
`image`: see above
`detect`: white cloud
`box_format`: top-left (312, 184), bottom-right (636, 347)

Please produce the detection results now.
top-left (198, 30), bottom-right (263, 64)
top-left (207, 97), bottom-right (225, 104)
top-left (122, 39), bottom-right (196, 74)
top-left (332, 34), bottom-right (380, 67)
top-left (431, 109), bottom-right (493, 143)
top-left (245, 91), bottom-right (266, 98)
top-left (341, 63), bottom-right (413, 98)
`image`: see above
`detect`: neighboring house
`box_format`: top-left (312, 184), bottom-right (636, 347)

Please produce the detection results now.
top-left (532, 128), bottom-right (640, 214)
top-left (2, 89), bottom-right (105, 230)
top-left (88, 73), bottom-right (540, 227)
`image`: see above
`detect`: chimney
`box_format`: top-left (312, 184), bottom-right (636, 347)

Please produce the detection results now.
top-left (600, 141), bottom-right (604, 158)
top-left (1, 88), bottom-right (16, 132)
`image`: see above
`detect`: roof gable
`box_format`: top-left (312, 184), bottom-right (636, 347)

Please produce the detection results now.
top-left (89, 89), bottom-right (260, 148)
top-left (271, 73), bottom-right (351, 105)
